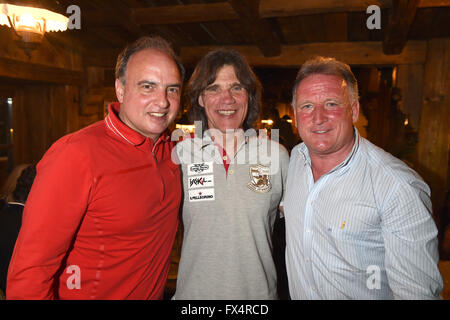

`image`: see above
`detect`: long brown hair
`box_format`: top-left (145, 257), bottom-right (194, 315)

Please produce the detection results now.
top-left (187, 49), bottom-right (261, 132)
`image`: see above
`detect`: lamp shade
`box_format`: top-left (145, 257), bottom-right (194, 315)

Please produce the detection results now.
top-left (0, 3), bottom-right (68, 33)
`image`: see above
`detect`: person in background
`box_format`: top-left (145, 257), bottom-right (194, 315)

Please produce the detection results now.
top-left (268, 108), bottom-right (296, 153)
top-left (174, 49), bottom-right (289, 299)
top-left (7, 36), bottom-right (184, 300)
top-left (283, 56), bottom-right (443, 299)
top-left (0, 165), bottom-right (36, 295)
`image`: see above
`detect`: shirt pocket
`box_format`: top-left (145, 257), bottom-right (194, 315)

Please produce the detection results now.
top-left (326, 213), bottom-right (384, 271)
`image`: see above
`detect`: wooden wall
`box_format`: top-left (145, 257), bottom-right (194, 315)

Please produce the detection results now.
top-left (12, 84), bottom-right (80, 165)
top-left (0, 28), bottom-right (113, 167)
top-left (416, 39), bottom-right (450, 251)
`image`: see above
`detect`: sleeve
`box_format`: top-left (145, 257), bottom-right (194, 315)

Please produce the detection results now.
top-left (381, 180), bottom-right (444, 299)
top-left (6, 137), bottom-right (93, 299)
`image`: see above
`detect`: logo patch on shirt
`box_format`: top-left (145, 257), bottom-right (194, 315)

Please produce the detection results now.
top-left (188, 161), bottom-right (213, 175)
top-left (247, 164), bottom-right (271, 193)
top-left (188, 175), bottom-right (214, 189)
top-left (188, 188), bottom-right (215, 202)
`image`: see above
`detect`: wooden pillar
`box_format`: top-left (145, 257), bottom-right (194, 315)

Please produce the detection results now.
top-left (416, 39), bottom-right (450, 249)
top-left (396, 64), bottom-right (424, 131)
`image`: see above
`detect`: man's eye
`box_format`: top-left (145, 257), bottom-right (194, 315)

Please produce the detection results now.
top-left (142, 84), bottom-right (155, 90)
top-left (301, 104), bottom-right (313, 110)
top-left (326, 102), bottom-right (338, 108)
top-left (231, 85), bottom-right (244, 92)
top-left (168, 87), bottom-right (180, 94)
top-left (205, 86), bottom-right (218, 92)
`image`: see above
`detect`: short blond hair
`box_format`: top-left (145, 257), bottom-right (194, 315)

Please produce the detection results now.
top-left (292, 56), bottom-right (359, 107)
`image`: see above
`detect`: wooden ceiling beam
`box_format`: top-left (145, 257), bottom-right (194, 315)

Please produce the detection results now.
top-left (383, 0), bottom-right (420, 54)
top-left (84, 40), bottom-right (427, 69)
top-left (260, 0), bottom-right (450, 18)
top-left (260, 0), bottom-right (389, 17)
top-left (227, 0), bottom-right (281, 57)
top-left (180, 41), bottom-right (427, 67)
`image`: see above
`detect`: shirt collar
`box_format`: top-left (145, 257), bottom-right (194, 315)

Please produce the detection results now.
top-left (7, 202), bottom-right (24, 207)
top-left (105, 102), bottom-right (170, 147)
top-left (297, 127), bottom-right (361, 175)
top-left (333, 127), bottom-right (360, 175)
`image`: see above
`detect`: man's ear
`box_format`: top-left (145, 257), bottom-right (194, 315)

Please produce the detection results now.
top-left (198, 95), bottom-right (205, 108)
top-left (351, 100), bottom-right (360, 123)
top-left (292, 103), bottom-right (298, 129)
top-left (115, 79), bottom-right (124, 103)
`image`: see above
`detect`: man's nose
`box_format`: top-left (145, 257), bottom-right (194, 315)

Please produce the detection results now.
top-left (312, 105), bottom-right (327, 124)
top-left (154, 89), bottom-right (169, 108)
top-left (220, 88), bottom-right (236, 103)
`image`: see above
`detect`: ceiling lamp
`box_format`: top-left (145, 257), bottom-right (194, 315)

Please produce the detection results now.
top-left (0, 3), bottom-right (68, 57)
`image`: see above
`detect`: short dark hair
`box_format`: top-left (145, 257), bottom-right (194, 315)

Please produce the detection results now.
top-left (12, 165), bottom-right (36, 204)
top-left (187, 49), bottom-right (262, 132)
top-left (292, 56), bottom-right (359, 107)
top-left (115, 36), bottom-right (185, 83)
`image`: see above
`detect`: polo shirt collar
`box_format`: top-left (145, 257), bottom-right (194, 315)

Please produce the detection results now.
top-left (105, 102), bottom-right (170, 147)
top-left (105, 102), bottom-right (146, 146)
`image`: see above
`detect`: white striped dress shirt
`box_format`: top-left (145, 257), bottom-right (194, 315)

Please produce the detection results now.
top-left (284, 129), bottom-right (443, 299)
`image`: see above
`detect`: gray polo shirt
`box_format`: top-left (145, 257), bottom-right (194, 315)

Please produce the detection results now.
top-left (173, 132), bottom-right (289, 299)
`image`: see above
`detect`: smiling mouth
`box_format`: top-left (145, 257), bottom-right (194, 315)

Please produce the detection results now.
top-left (149, 112), bottom-right (166, 118)
top-left (218, 110), bottom-right (236, 116)
top-left (312, 129), bottom-right (330, 134)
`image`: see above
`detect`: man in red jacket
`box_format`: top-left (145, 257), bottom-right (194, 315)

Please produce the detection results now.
top-left (6, 36), bottom-right (184, 300)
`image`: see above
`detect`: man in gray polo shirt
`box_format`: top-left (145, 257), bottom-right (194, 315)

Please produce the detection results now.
top-left (173, 49), bottom-right (289, 299)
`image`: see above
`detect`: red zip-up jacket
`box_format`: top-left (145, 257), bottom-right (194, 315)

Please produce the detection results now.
top-left (7, 103), bottom-right (181, 299)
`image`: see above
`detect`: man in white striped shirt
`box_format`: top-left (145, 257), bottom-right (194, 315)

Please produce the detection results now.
top-left (284, 57), bottom-right (443, 299)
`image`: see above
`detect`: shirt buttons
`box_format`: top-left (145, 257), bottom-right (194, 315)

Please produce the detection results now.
top-left (223, 156), bottom-right (228, 161)
top-left (306, 228), bottom-right (311, 233)
top-left (229, 169), bottom-right (234, 175)
top-left (306, 258), bottom-right (310, 263)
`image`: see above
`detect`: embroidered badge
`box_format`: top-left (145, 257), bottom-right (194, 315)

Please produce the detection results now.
top-left (188, 188), bottom-right (215, 202)
top-left (247, 164), bottom-right (271, 193)
top-left (188, 175), bottom-right (214, 189)
top-left (188, 161), bottom-right (213, 176)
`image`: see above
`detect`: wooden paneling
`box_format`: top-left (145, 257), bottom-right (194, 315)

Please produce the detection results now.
top-left (132, 2), bottom-right (238, 25)
top-left (324, 13), bottom-right (348, 42)
top-left (227, 0), bottom-right (281, 57)
top-left (277, 14), bottom-right (326, 44)
top-left (199, 21), bottom-right (241, 45)
top-left (0, 58), bottom-right (82, 85)
top-left (13, 84), bottom-right (81, 165)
